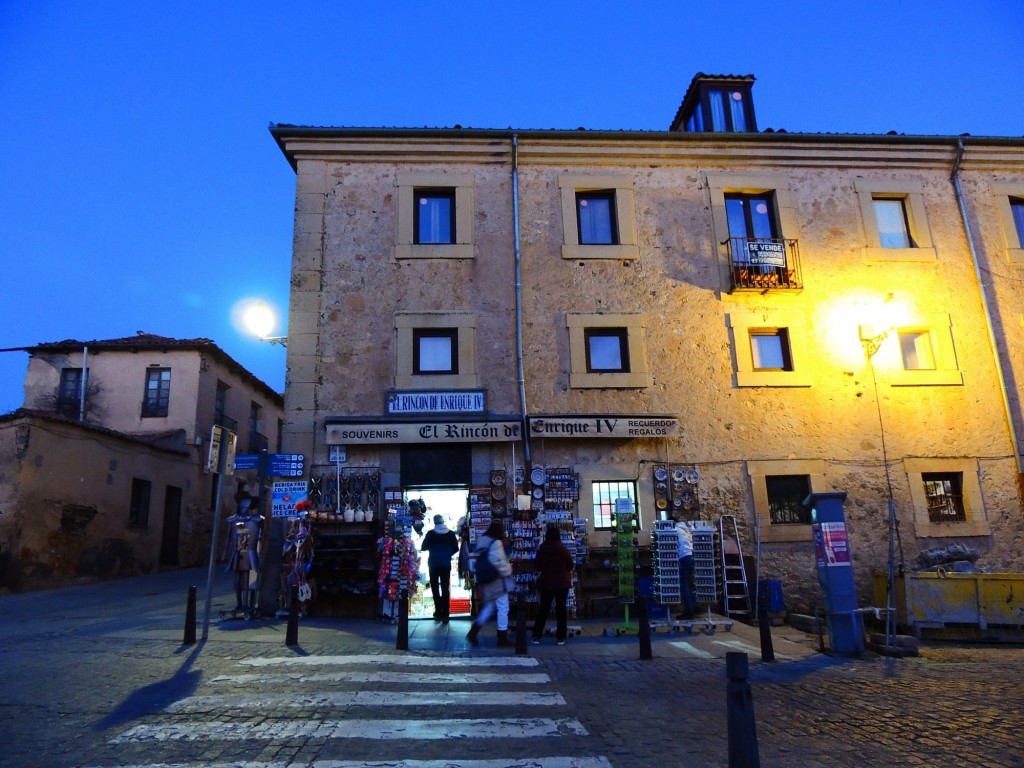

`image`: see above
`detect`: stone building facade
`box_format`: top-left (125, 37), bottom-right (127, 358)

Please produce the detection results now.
top-left (270, 75), bottom-right (1024, 612)
top-left (0, 333), bottom-right (283, 590)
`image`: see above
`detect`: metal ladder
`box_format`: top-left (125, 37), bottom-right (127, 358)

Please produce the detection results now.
top-left (719, 515), bottom-right (752, 620)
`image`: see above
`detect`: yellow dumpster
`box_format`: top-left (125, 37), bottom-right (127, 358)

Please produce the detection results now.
top-left (873, 570), bottom-right (1024, 641)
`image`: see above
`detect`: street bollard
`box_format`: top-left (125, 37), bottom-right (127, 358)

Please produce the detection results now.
top-left (757, 590), bottom-right (775, 662)
top-left (726, 652), bottom-right (761, 768)
top-left (396, 589), bottom-right (409, 651)
top-left (182, 585), bottom-right (197, 645)
top-left (285, 585), bottom-right (299, 646)
top-left (636, 597), bottom-right (653, 660)
top-left (515, 598), bottom-right (528, 655)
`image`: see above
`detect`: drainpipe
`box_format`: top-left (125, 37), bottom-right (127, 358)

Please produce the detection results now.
top-left (512, 134), bottom-right (531, 464)
top-left (79, 345), bottom-right (88, 422)
top-left (951, 138), bottom-right (1023, 474)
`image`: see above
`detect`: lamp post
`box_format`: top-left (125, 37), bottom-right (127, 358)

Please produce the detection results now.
top-left (858, 323), bottom-right (899, 653)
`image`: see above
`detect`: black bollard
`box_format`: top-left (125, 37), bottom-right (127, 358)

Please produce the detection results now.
top-left (636, 597), bottom-right (653, 660)
top-left (396, 589), bottom-right (409, 651)
top-left (726, 652), bottom-right (761, 768)
top-left (757, 591), bottom-right (775, 663)
top-left (285, 585), bottom-right (299, 646)
top-left (515, 598), bottom-right (528, 655)
top-left (183, 585), bottom-right (197, 645)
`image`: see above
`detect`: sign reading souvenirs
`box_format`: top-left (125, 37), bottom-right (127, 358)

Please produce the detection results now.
top-left (387, 389), bottom-right (486, 414)
top-left (326, 420), bottom-right (522, 444)
top-left (746, 241), bottom-right (787, 268)
top-left (528, 416), bottom-right (679, 439)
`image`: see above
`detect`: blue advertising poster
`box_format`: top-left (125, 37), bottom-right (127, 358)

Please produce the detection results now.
top-left (272, 481), bottom-right (308, 518)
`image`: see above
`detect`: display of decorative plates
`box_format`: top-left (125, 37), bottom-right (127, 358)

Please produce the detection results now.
top-left (530, 467), bottom-right (546, 486)
top-left (673, 497), bottom-right (682, 508)
top-left (656, 497), bottom-right (668, 510)
top-left (656, 482), bottom-right (667, 493)
top-left (653, 466), bottom-right (668, 482)
top-left (686, 469), bottom-right (700, 485)
top-left (490, 470), bottom-right (505, 487)
top-left (491, 487), bottom-right (506, 501)
top-left (532, 487), bottom-right (544, 499)
top-left (672, 468), bottom-right (685, 483)
top-left (492, 500), bottom-right (506, 515)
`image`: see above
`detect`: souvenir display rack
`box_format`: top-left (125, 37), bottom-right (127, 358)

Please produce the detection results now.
top-left (614, 508), bottom-right (637, 603)
top-left (692, 521), bottom-right (720, 607)
top-left (377, 492), bottom-right (420, 621)
top-left (651, 520), bottom-right (681, 605)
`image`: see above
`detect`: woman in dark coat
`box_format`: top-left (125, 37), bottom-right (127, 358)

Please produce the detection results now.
top-left (531, 524), bottom-right (575, 645)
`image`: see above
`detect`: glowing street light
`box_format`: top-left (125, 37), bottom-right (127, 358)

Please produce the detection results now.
top-left (240, 300), bottom-right (287, 347)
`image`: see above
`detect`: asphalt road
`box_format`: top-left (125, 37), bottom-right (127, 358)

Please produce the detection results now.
top-left (1, 567), bottom-right (1021, 768)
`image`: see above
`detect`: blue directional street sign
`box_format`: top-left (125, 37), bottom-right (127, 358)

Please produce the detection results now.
top-left (268, 453), bottom-right (305, 477)
top-left (233, 453), bottom-right (261, 471)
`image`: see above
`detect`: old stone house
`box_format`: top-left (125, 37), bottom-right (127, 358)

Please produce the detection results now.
top-left (0, 333), bottom-right (283, 590)
top-left (269, 74), bottom-right (1024, 615)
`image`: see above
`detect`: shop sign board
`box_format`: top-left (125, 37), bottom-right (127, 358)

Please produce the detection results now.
top-left (386, 389), bottom-right (486, 414)
top-left (326, 420), bottom-right (522, 444)
top-left (747, 241), bottom-right (787, 267)
top-left (528, 416), bottom-right (679, 439)
top-left (271, 480), bottom-right (309, 518)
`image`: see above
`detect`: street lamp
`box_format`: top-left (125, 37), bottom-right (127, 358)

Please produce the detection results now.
top-left (241, 300), bottom-right (288, 347)
top-left (858, 317), bottom-right (901, 654)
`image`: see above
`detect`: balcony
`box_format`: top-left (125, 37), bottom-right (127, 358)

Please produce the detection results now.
top-left (726, 238), bottom-right (803, 292)
top-left (248, 431), bottom-right (268, 454)
top-left (214, 412), bottom-right (238, 431)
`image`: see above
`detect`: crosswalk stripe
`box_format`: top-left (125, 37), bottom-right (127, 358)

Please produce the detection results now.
top-left (167, 690), bottom-right (565, 711)
top-left (89, 758), bottom-right (613, 768)
top-left (111, 717), bottom-right (589, 742)
top-left (237, 655), bottom-right (539, 668)
top-left (670, 641), bottom-right (715, 658)
top-left (211, 670), bottom-right (552, 685)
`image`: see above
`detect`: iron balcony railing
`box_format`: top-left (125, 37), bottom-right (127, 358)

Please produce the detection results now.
top-left (248, 431), bottom-right (268, 454)
top-left (214, 412), bottom-right (238, 431)
top-left (726, 237), bottom-right (802, 292)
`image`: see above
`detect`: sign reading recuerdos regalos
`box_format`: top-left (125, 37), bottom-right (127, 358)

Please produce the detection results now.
top-left (528, 416), bottom-right (679, 439)
top-left (326, 420), bottom-right (522, 444)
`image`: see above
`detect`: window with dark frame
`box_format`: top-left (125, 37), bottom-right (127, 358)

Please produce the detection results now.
top-left (576, 190), bottom-right (618, 245)
top-left (725, 192), bottom-right (778, 240)
top-left (413, 328), bottom-right (458, 374)
top-left (129, 477), bottom-right (152, 527)
top-left (592, 480), bottom-right (638, 530)
top-left (873, 196), bottom-right (913, 248)
top-left (57, 368), bottom-right (83, 418)
top-left (766, 475), bottom-right (811, 525)
top-left (923, 472), bottom-right (966, 522)
top-left (749, 329), bottom-right (792, 371)
top-left (585, 328), bottom-right (630, 373)
top-left (414, 189), bottom-right (456, 244)
top-left (214, 381), bottom-right (228, 425)
top-left (141, 368), bottom-right (171, 417)
top-left (1010, 197), bottom-right (1024, 248)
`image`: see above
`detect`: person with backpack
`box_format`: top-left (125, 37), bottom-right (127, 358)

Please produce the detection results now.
top-left (420, 514), bottom-right (460, 622)
top-left (467, 519), bottom-right (513, 647)
top-left (531, 524), bottom-right (575, 645)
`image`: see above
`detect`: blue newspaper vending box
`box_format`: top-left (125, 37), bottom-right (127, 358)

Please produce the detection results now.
top-left (806, 491), bottom-right (864, 655)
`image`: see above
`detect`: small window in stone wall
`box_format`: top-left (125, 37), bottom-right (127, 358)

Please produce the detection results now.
top-left (766, 475), bottom-right (811, 524)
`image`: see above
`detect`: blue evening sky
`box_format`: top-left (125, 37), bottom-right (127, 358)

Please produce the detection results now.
top-left (1, 0), bottom-right (1022, 413)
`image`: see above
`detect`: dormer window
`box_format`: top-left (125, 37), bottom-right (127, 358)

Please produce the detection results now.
top-left (670, 74), bottom-right (757, 133)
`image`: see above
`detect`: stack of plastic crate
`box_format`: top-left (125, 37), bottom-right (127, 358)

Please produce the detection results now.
top-left (691, 521), bottom-right (719, 606)
top-left (652, 520), bottom-right (681, 604)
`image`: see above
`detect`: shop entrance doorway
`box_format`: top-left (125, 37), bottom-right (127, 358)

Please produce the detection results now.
top-left (404, 487), bottom-right (471, 619)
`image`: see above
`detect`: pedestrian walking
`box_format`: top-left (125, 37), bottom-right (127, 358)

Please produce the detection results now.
top-left (531, 524), bottom-right (574, 645)
top-left (420, 514), bottom-right (459, 622)
top-left (467, 519), bottom-right (514, 647)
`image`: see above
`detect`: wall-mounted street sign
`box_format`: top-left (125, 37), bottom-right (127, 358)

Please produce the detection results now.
top-left (268, 453), bottom-right (305, 477)
top-left (207, 425), bottom-right (238, 474)
top-left (746, 241), bottom-right (787, 268)
top-left (329, 445), bottom-right (347, 463)
top-left (233, 453), bottom-right (261, 471)
top-left (528, 416), bottom-right (679, 439)
top-left (326, 420), bottom-right (522, 445)
top-left (386, 389), bottom-right (486, 415)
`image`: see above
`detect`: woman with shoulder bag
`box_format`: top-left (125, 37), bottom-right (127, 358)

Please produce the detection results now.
top-left (467, 519), bottom-right (514, 647)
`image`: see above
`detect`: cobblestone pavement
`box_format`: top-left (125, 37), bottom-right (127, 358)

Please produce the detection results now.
top-left (1, 567), bottom-right (1021, 768)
